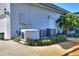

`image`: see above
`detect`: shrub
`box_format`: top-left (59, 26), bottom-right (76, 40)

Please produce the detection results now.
top-left (36, 39), bottom-right (42, 46)
top-left (24, 35), bottom-right (66, 46)
top-left (14, 35), bottom-right (21, 42)
top-left (41, 39), bottom-right (52, 45)
top-left (24, 39), bottom-right (38, 46)
top-left (51, 37), bottom-right (58, 43)
top-left (51, 35), bottom-right (65, 43)
top-left (67, 34), bottom-right (79, 38)
top-left (67, 34), bottom-right (73, 37)
top-left (75, 34), bottom-right (79, 38)
top-left (56, 35), bottom-right (65, 42)
top-left (24, 39), bottom-right (53, 46)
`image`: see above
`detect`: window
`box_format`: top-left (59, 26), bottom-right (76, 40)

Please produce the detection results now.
top-left (46, 28), bottom-right (56, 37)
top-left (46, 29), bottom-right (51, 37)
top-left (51, 29), bottom-right (56, 36)
top-left (40, 29), bottom-right (56, 38)
top-left (40, 29), bottom-right (46, 38)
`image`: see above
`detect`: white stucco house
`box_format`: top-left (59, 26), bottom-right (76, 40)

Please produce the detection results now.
top-left (0, 3), bottom-right (70, 39)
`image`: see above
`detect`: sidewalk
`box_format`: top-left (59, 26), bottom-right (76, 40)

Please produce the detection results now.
top-left (0, 40), bottom-right (67, 56)
top-left (0, 40), bottom-right (78, 56)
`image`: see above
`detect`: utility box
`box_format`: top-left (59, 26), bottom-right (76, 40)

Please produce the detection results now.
top-left (21, 29), bottom-right (40, 40)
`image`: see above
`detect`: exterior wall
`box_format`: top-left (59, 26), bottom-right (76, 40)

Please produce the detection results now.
top-left (0, 3), bottom-right (10, 12)
top-left (0, 3), bottom-right (10, 39)
top-left (10, 3), bottom-right (32, 38)
top-left (0, 17), bottom-right (7, 39)
top-left (30, 4), bottom-right (61, 30)
top-left (10, 3), bottom-right (61, 38)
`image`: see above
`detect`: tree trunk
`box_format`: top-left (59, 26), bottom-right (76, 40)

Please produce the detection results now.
top-left (63, 28), bottom-right (68, 35)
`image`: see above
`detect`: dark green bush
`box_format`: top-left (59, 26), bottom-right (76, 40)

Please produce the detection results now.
top-left (67, 34), bottom-right (74, 37)
top-left (51, 36), bottom-right (58, 43)
top-left (75, 34), bottom-right (79, 38)
top-left (56, 35), bottom-right (65, 42)
top-left (67, 34), bottom-right (79, 38)
top-left (51, 35), bottom-right (65, 43)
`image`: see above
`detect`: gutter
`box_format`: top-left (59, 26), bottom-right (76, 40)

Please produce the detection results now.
top-left (38, 3), bottom-right (71, 14)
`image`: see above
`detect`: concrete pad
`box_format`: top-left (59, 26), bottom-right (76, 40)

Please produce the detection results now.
top-left (59, 41), bottom-right (79, 49)
top-left (67, 38), bottom-right (79, 43)
top-left (0, 40), bottom-right (67, 56)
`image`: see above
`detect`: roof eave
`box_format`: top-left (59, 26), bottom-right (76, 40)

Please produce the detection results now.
top-left (38, 3), bottom-right (70, 14)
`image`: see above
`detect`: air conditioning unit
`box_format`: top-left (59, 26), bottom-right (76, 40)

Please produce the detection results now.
top-left (20, 29), bottom-right (40, 40)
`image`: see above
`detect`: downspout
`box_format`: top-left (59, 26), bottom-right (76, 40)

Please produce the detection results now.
top-left (28, 4), bottom-right (31, 28)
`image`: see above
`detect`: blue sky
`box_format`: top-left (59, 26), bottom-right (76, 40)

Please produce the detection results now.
top-left (54, 3), bottom-right (79, 13)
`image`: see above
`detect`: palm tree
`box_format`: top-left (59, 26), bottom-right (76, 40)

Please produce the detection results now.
top-left (56, 13), bottom-right (79, 34)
